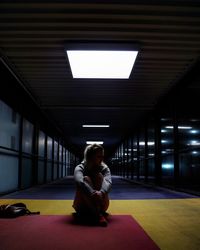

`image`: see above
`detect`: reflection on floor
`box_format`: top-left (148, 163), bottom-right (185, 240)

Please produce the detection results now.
top-left (1, 176), bottom-right (197, 200)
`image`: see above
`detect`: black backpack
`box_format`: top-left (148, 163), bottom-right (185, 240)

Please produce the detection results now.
top-left (0, 203), bottom-right (40, 218)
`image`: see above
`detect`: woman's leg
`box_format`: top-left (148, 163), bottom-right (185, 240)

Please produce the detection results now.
top-left (73, 174), bottom-right (109, 214)
top-left (73, 176), bottom-right (96, 214)
top-left (91, 173), bottom-right (109, 212)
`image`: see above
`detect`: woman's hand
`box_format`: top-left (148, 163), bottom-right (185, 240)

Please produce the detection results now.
top-left (91, 191), bottom-right (103, 202)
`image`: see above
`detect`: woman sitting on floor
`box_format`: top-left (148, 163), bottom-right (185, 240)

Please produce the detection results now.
top-left (73, 143), bottom-right (112, 226)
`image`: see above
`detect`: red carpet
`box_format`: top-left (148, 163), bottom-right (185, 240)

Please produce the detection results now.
top-left (0, 215), bottom-right (159, 250)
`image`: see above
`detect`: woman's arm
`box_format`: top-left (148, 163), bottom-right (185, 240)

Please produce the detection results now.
top-left (100, 166), bottom-right (112, 194)
top-left (74, 165), bottom-right (95, 195)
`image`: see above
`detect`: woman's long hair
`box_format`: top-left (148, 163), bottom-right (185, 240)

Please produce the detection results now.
top-left (83, 144), bottom-right (104, 163)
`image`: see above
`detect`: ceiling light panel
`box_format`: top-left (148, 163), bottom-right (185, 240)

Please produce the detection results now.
top-left (86, 141), bottom-right (104, 145)
top-left (82, 125), bottom-right (110, 128)
top-left (66, 50), bottom-right (138, 79)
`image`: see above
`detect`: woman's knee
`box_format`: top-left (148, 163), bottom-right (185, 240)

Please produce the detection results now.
top-left (84, 174), bottom-right (103, 190)
top-left (97, 172), bottom-right (103, 180)
top-left (93, 173), bottom-right (103, 189)
top-left (83, 176), bottom-right (93, 185)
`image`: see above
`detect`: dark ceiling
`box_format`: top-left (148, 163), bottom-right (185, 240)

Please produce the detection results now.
top-left (0, 0), bottom-right (200, 157)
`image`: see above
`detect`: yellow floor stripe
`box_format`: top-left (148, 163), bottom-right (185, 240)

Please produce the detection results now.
top-left (1, 198), bottom-right (200, 250)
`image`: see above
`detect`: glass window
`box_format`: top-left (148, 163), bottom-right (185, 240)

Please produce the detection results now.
top-left (161, 154), bottom-right (174, 186)
top-left (178, 118), bottom-right (200, 151)
top-left (132, 135), bottom-right (137, 179)
top-left (54, 141), bottom-right (58, 161)
top-left (127, 138), bottom-right (132, 179)
top-left (161, 117), bottom-right (174, 185)
top-left (139, 128), bottom-right (145, 179)
top-left (139, 128), bottom-right (145, 160)
top-left (21, 158), bottom-right (32, 188)
top-left (59, 145), bottom-right (62, 162)
top-left (0, 155), bottom-right (18, 194)
top-left (179, 150), bottom-right (200, 192)
top-left (22, 119), bottom-right (33, 154)
top-left (148, 119), bottom-right (155, 182)
top-left (38, 130), bottom-right (45, 184)
top-left (161, 117), bottom-right (174, 156)
top-left (63, 147), bottom-right (66, 164)
top-left (38, 131), bottom-right (45, 157)
top-left (58, 145), bottom-right (63, 178)
top-left (47, 136), bottom-right (53, 159)
top-left (122, 141), bottom-right (127, 176)
top-left (46, 162), bottom-right (52, 182)
top-left (0, 100), bottom-right (20, 150)
top-left (63, 148), bottom-right (66, 176)
top-left (148, 121), bottom-right (155, 158)
top-left (38, 160), bottom-right (45, 184)
top-left (53, 141), bottom-right (58, 180)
